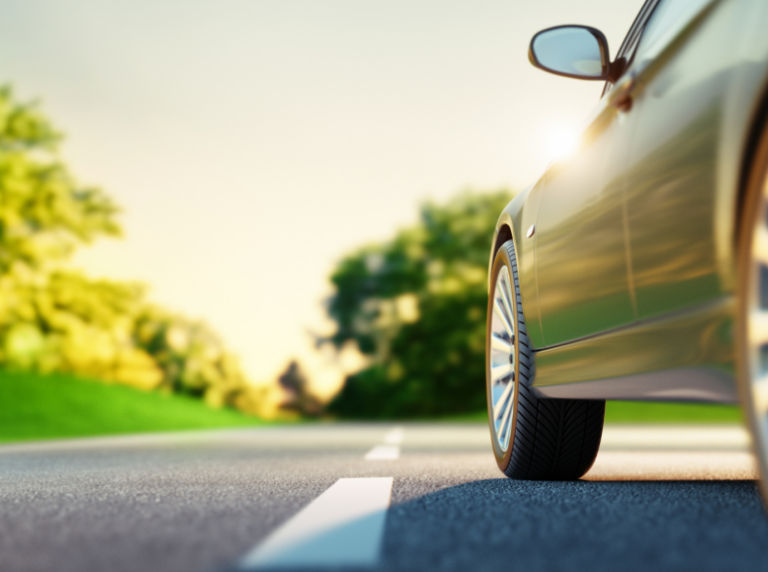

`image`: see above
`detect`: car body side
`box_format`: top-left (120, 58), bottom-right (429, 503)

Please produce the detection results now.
top-left (489, 0), bottom-right (768, 403)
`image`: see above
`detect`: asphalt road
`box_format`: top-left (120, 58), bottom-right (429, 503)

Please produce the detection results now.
top-left (0, 423), bottom-right (766, 572)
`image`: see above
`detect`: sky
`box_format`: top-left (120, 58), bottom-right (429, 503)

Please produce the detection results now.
top-left (0, 0), bottom-right (641, 397)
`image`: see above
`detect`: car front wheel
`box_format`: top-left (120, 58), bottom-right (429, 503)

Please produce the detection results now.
top-left (737, 123), bottom-right (768, 504)
top-left (486, 239), bottom-right (605, 480)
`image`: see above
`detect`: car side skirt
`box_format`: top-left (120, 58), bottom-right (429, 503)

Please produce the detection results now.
top-left (531, 296), bottom-right (738, 403)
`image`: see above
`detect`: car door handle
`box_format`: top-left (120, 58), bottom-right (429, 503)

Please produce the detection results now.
top-left (611, 71), bottom-right (637, 112)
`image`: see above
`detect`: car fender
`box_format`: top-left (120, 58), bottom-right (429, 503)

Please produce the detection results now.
top-left (717, 0), bottom-right (768, 294)
top-left (488, 185), bottom-right (544, 347)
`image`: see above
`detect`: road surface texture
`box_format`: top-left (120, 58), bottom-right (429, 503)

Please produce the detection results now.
top-left (0, 423), bottom-right (765, 572)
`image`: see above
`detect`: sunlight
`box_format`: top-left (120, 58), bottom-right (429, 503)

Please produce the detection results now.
top-left (545, 125), bottom-right (580, 162)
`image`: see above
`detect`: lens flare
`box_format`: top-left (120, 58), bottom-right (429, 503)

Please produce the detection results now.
top-left (546, 126), bottom-right (580, 161)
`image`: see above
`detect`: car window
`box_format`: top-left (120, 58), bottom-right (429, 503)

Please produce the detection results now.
top-left (601, 0), bottom-right (712, 97)
top-left (614, 0), bottom-right (658, 65)
top-left (632, 0), bottom-right (713, 63)
top-left (601, 0), bottom-right (659, 97)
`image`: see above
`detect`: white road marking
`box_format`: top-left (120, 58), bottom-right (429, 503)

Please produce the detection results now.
top-left (239, 477), bottom-right (393, 569)
top-left (384, 427), bottom-right (404, 445)
top-left (364, 445), bottom-right (400, 460)
top-left (600, 425), bottom-right (750, 449)
top-left (587, 450), bottom-right (757, 480)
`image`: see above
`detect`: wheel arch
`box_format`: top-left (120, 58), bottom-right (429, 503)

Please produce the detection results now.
top-left (722, 24), bottom-right (768, 287)
top-left (735, 78), bottom-right (768, 250)
top-left (486, 190), bottom-right (527, 293)
top-left (492, 224), bottom-right (513, 262)
top-left (487, 188), bottom-right (543, 346)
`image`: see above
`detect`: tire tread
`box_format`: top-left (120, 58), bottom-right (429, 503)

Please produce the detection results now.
top-left (491, 240), bottom-right (605, 481)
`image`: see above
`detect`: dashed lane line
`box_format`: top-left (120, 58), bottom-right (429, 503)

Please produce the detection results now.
top-left (383, 427), bottom-right (404, 445)
top-left (239, 477), bottom-right (393, 569)
top-left (364, 445), bottom-right (401, 460)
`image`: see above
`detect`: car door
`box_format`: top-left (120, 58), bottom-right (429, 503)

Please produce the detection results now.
top-left (531, 108), bottom-right (635, 346)
top-left (620, 0), bottom-right (735, 319)
top-left (530, 6), bottom-right (660, 347)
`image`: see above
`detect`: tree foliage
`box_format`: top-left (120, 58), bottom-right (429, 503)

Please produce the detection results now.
top-left (0, 87), bottom-right (120, 272)
top-left (132, 305), bottom-right (251, 408)
top-left (325, 190), bottom-right (514, 418)
top-left (0, 86), bottom-right (264, 416)
top-left (277, 359), bottom-right (323, 417)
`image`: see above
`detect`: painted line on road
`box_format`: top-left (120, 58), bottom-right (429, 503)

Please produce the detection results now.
top-left (364, 445), bottom-right (400, 460)
top-left (239, 477), bottom-right (393, 569)
top-left (600, 425), bottom-right (750, 450)
top-left (384, 427), bottom-right (404, 445)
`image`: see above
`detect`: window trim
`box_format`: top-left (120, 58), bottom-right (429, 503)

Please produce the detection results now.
top-left (602, 0), bottom-right (661, 97)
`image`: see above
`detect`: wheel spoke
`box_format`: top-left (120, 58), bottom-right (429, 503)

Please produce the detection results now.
top-left (755, 226), bottom-right (768, 267)
top-left (498, 271), bottom-right (517, 337)
top-left (488, 262), bottom-right (519, 453)
top-left (490, 362), bottom-right (514, 384)
top-left (497, 391), bottom-right (515, 444)
top-left (493, 297), bottom-right (514, 338)
top-left (490, 331), bottom-right (513, 352)
top-left (749, 310), bottom-right (768, 346)
top-left (493, 379), bottom-right (515, 418)
top-left (753, 374), bottom-right (768, 412)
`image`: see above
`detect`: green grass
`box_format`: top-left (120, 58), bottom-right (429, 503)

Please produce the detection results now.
top-left (0, 370), bottom-right (745, 446)
top-left (0, 370), bottom-right (265, 443)
top-left (604, 401), bottom-right (742, 424)
top-left (443, 401), bottom-right (743, 424)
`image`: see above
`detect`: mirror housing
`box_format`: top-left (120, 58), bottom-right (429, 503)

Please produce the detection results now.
top-left (529, 25), bottom-right (616, 81)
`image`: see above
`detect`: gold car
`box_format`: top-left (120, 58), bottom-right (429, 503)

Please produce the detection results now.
top-left (486, 0), bottom-right (768, 498)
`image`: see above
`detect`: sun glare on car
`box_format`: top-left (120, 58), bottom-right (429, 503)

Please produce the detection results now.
top-left (545, 125), bottom-right (580, 162)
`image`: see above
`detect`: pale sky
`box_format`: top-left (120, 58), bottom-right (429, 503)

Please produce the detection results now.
top-left (0, 0), bottom-right (641, 396)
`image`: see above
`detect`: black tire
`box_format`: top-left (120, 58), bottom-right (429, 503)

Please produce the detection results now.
top-left (736, 122), bottom-right (768, 504)
top-left (486, 239), bottom-right (605, 480)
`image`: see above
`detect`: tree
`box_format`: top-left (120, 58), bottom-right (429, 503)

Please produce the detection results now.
top-left (277, 359), bottom-right (323, 417)
top-left (0, 86), bottom-right (264, 416)
top-left (0, 85), bottom-right (130, 377)
top-left (132, 305), bottom-right (251, 408)
top-left (0, 86), bottom-right (120, 273)
top-left (324, 190), bottom-right (514, 418)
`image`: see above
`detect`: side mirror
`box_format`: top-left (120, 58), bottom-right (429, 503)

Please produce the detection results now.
top-left (529, 25), bottom-right (613, 81)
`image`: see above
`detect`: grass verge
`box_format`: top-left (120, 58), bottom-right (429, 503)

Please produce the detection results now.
top-left (444, 401), bottom-right (743, 424)
top-left (0, 370), bottom-right (264, 443)
top-left (604, 401), bottom-right (742, 424)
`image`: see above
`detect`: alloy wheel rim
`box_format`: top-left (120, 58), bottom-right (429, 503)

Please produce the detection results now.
top-left (746, 176), bottom-right (768, 480)
top-left (489, 265), bottom-right (517, 452)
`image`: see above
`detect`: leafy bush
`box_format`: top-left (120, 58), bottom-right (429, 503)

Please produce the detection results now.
top-left (0, 86), bottom-right (263, 415)
top-left (325, 190), bottom-right (514, 418)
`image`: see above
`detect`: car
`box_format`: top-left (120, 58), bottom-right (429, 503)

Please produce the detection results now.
top-left (485, 0), bottom-right (768, 497)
